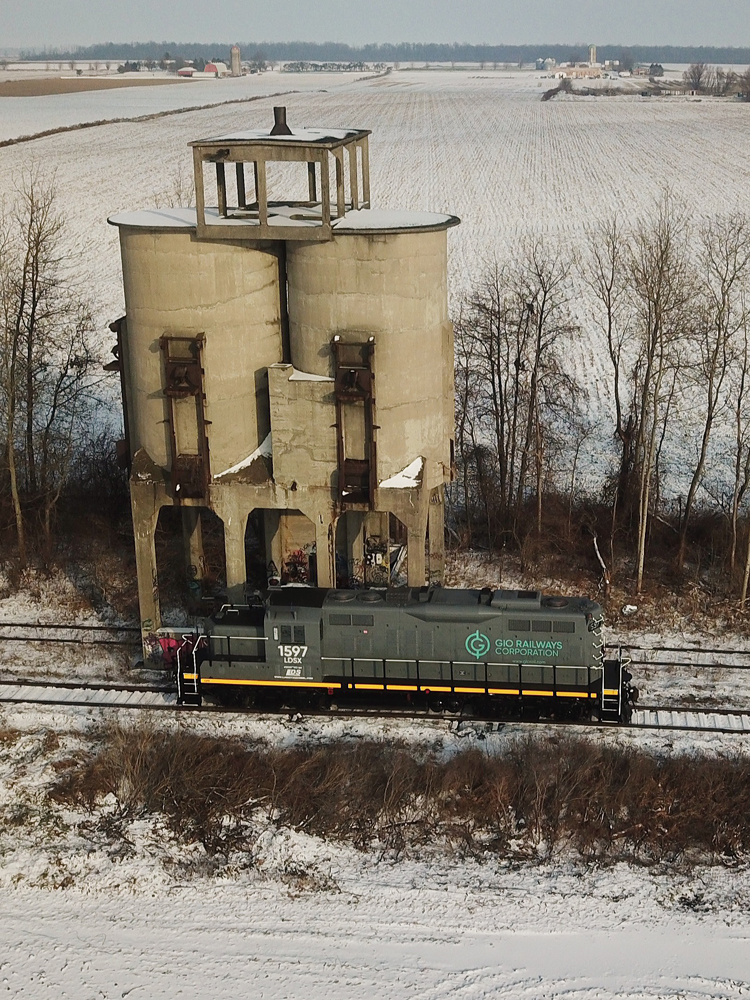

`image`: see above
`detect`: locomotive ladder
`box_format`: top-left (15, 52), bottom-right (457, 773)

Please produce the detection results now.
top-left (176, 636), bottom-right (203, 707)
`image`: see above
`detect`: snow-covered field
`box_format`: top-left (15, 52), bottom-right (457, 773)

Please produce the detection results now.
top-left (0, 67), bottom-right (372, 142)
top-left (4, 858), bottom-right (750, 999)
top-left (2, 68), bottom-right (750, 329)
top-left (2, 67), bottom-right (750, 481)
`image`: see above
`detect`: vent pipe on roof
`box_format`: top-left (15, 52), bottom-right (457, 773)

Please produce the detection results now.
top-left (271, 106), bottom-right (292, 135)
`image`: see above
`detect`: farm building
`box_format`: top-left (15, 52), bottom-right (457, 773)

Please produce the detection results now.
top-left (203, 62), bottom-right (229, 78)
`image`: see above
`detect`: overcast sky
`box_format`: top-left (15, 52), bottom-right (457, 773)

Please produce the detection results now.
top-left (2, 0), bottom-right (748, 50)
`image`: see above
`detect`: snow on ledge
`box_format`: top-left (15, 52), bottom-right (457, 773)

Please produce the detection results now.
top-left (333, 208), bottom-right (457, 231)
top-left (214, 433), bottom-right (272, 478)
top-left (288, 367), bottom-right (334, 382)
top-left (379, 457), bottom-right (424, 489)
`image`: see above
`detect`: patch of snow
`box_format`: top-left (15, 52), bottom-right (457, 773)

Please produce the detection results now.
top-left (108, 206), bottom-right (196, 228)
top-left (214, 432), bottom-right (272, 478)
top-left (199, 126), bottom-right (364, 143)
top-left (379, 456), bottom-right (423, 489)
top-left (288, 367), bottom-right (334, 382)
top-left (333, 208), bottom-right (458, 230)
top-left (109, 205), bottom-right (457, 233)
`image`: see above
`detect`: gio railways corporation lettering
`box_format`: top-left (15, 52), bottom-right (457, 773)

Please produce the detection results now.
top-left (465, 630), bottom-right (563, 660)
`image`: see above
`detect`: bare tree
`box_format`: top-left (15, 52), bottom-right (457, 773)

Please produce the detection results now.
top-left (626, 193), bottom-right (695, 592)
top-left (0, 212), bottom-right (27, 565)
top-left (712, 67), bottom-right (737, 96)
top-left (0, 170), bottom-right (100, 565)
top-left (678, 215), bottom-right (750, 570)
top-left (586, 198), bottom-right (694, 590)
top-left (451, 242), bottom-right (579, 549)
top-left (584, 216), bottom-right (632, 568)
top-left (702, 65), bottom-right (718, 96)
top-left (728, 321), bottom-right (750, 578)
top-left (684, 62), bottom-right (707, 92)
top-left (152, 160), bottom-right (194, 209)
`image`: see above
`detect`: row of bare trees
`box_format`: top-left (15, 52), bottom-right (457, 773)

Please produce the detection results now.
top-left (683, 62), bottom-right (750, 98)
top-left (0, 171), bottom-right (102, 566)
top-left (453, 196), bottom-right (750, 598)
top-left (454, 242), bottom-right (580, 552)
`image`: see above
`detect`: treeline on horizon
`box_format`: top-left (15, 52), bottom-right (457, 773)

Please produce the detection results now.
top-left (18, 40), bottom-right (750, 65)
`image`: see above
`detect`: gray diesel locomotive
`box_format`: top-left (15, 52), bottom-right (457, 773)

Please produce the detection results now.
top-left (175, 586), bottom-right (635, 723)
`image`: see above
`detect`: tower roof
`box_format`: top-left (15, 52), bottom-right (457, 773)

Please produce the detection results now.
top-left (190, 126), bottom-right (371, 150)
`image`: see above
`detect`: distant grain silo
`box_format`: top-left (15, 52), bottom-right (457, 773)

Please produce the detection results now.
top-left (230, 45), bottom-right (241, 77)
top-left (108, 107), bottom-right (459, 640)
top-left (589, 44), bottom-right (597, 66)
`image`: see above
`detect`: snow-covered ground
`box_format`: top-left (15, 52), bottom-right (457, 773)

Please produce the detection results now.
top-left (1, 705), bottom-right (750, 998)
top-left (3, 862), bottom-right (750, 999)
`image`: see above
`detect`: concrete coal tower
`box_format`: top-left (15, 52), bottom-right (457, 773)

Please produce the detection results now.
top-left (108, 108), bottom-right (459, 640)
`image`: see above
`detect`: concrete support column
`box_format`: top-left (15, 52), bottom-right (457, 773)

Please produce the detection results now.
top-left (182, 507), bottom-right (205, 587)
top-left (406, 519), bottom-right (427, 588)
top-left (223, 509), bottom-right (249, 604)
top-left (428, 487), bottom-right (445, 585)
top-left (364, 511), bottom-right (389, 587)
top-left (315, 518), bottom-right (334, 588)
top-left (131, 486), bottom-right (162, 640)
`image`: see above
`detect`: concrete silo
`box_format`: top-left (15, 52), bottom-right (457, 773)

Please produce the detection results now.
top-left (109, 108), bottom-right (459, 641)
top-left (286, 221), bottom-right (455, 588)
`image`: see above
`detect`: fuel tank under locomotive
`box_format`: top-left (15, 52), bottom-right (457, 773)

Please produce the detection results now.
top-left (175, 586), bottom-right (635, 722)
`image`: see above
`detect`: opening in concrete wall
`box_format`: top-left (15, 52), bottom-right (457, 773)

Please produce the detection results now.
top-left (388, 513), bottom-right (409, 586)
top-left (243, 509), bottom-right (271, 591)
top-left (334, 511), bottom-right (407, 588)
top-left (154, 506), bottom-right (226, 618)
top-left (258, 509), bottom-right (318, 586)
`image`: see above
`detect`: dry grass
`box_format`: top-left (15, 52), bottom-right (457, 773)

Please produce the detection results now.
top-left (49, 725), bottom-right (750, 864)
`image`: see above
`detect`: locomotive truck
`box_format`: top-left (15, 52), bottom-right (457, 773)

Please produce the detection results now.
top-left (171, 585), bottom-right (635, 723)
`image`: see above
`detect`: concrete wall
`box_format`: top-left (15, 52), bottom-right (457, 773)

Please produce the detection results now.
top-left (286, 229), bottom-right (453, 492)
top-left (118, 228), bottom-right (284, 475)
top-left (268, 364), bottom-right (337, 490)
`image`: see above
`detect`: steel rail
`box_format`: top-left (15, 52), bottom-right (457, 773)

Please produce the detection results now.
top-left (0, 621), bottom-right (140, 633)
top-left (0, 635), bottom-right (139, 647)
top-left (0, 677), bottom-right (171, 693)
top-left (619, 644), bottom-right (750, 656)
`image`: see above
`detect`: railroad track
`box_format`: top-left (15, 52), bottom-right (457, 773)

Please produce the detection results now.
top-left (1, 677), bottom-right (750, 734)
top-left (1, 624), bottom-right (749, 732)
top-left (619, 643), bottom-right (750, 671)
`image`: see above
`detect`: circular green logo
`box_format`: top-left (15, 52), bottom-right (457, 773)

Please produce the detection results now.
top-left (465, 630), bottom-right (491, 660)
